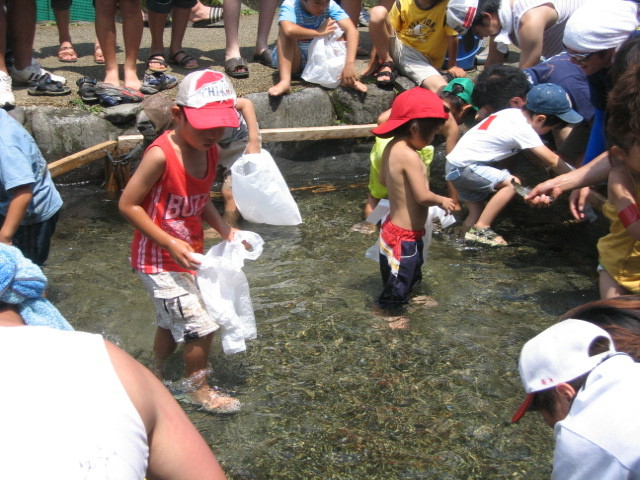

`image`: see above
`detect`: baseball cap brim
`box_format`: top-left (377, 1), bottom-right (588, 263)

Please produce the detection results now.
top-left (556, 109), bottom-right (583, 125)
top-left (183, 103), bottom-right (240, 129)
top-left (371, 118), bottom-right (413, 136)
top-left (511, 393), bottom-right (534, 423)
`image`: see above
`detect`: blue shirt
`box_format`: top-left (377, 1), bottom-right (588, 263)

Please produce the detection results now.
top-left (278, 0), bottom-right (349, 46)
top-left (0, 109), bottom-right (62, 224)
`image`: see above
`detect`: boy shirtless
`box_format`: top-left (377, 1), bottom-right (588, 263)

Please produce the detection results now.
top-left (372, 87), bottom-right (455, 307)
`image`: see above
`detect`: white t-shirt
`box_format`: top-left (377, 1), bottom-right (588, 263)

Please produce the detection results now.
top-left (0, 327), bottom-right (149, 480)
top-left (446, 108), bottom-right (543, 168)
top-left (552, 354), bottom-right (640, 480)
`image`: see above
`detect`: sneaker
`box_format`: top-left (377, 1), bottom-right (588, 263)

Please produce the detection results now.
top-left (358, 7), bottom-right (370, 27)
top-left (0, 71), bottom-right (15, 110)
top-left (9, 60), bottom-right (67, 86)
top-left (140, 71), bottom-right (178, 95)
top-left (464, 227), bottom-right (508, 247)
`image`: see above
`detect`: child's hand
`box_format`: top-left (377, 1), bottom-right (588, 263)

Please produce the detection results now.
top-left (317, 18), bottom-right (337, 36)
top-left (446, 66), bottom-right (466, 78)
top-left (569, 187), bottom-right (591, 220)
top-left (165, 238), bottom-right (198, 269)
top-left (245, 139), bottom-right (261, 155)
top-left (438, 196), bottom-right (457, 214)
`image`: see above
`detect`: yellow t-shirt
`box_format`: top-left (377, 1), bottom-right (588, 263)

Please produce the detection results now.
top-left (389, 0), bottom-right (458, 70)
top-left (598, 182), bottom-right (640, 293)
top-left (368, 137), bottom-right (434, 200)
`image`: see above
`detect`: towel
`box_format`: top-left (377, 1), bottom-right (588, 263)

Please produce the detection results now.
top-left (0, 244), bottom-right (73, 331)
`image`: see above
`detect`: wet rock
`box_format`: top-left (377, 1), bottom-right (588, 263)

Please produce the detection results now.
top-left (7, 106), bottom-right (26, 126)
top-left (330, 86), bottom-right (394, 124)
top-left (100, 103), bottom-right (144, 125)
top-left (246, 88), bottom-right (334, 129)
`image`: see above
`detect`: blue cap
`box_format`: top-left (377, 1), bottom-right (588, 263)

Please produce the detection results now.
top-left (525, 83), bottom-right (583, 124)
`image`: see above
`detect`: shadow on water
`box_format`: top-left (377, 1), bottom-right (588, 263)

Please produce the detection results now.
top-left (46, 174), bottom-right (604, 479)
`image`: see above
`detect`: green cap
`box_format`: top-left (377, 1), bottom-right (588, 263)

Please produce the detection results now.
top-left (443, 78), bottom-right (477, 110)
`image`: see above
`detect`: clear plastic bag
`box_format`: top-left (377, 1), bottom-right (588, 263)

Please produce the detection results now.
top-left (231, 149), bottom-right (302, 225)
top-left (191, 231), bottom-right (264, 355)
top-left (301, 27), bottom-right (346, 89)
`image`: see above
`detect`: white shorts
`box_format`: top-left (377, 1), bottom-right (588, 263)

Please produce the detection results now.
top-left (389, 35), bottom-right (442, 86)
top-left (136, 270), bottom-right (219, 343)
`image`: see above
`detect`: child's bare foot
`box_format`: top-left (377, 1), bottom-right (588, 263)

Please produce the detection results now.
top-left (268, 81), bottom-right (291, 97)
top-left (371, 305), bottom-right (411, 329)
top-left (410, 295), bottom-right (438, 308)
top-left (351, 80), bottom-right (368, 93)
top-left (387, 317), bottom-right (410, 329)
top-left (350, 220), bottom-right (377, 234)
top-left (191, 387), bottom-right (241, 413)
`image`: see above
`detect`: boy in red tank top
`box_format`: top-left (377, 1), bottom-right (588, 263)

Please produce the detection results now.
top-left (119, 70), bottom-right (242, 413)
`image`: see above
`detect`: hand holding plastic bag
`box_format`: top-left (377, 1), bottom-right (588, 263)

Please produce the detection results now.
top-left (301, 27), bottom-right (347, 89)
top-left (191, 231), bottom-right (264, 355)
top-left (231, 149), bottom-right (302, 225)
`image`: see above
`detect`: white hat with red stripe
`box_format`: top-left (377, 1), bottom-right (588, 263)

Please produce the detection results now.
top-left (446, 0), bottom-right (479, 34)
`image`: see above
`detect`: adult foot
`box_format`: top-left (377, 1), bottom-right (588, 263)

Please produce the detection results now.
top-left (268, 82), bottom-right (291, 96)
top-left (146, 53), bottom-right (168, 73)
top-left (170, 50), bottom-right (199, 70)
top-left (191, 388), bottom-right (241, 414)
top-left (58, 43), bottom-right (78, 62)
top-left (94, 44), bottom-right (105, 64)
top-left (191, 5), bottom-right (224, 27)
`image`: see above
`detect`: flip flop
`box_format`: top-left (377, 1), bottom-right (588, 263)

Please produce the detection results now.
top-left (225, 57), bottom-right (249, 78)
top-left (58, 44), bottom-right (78, 63)
top-left (27, 73), bottom-right (71, 96)
top-left (192, 6), bottom-right (223, 27)
top-left (252, 48), bottom-right (273, 67)
top-left (146, 53), bottom-right (168, 73)
top-left (169, 50), bottom-right (199, 70)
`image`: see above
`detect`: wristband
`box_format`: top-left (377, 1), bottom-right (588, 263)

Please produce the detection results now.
top-left (618, 203), bottom-right (640, 228)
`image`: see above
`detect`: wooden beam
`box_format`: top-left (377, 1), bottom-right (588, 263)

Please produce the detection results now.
top-left (48, 140), bottom-right (118, 178)
top-left (259, 124), bottom-right (376, 142)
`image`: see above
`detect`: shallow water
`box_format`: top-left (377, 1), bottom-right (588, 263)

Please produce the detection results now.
top-left (45, 180), bottom-right (603, 479)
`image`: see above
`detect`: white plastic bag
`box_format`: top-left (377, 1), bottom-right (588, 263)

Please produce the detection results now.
top-left (231, 149), bottom-right (302, 225)
top-left (192, 231), bottom-right (264, 355)
top-left (301, 27), bottom-right (347, 89)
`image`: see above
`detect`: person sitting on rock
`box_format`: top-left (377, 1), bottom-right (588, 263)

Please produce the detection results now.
top-left (268, 0), bottom-right (367, 96)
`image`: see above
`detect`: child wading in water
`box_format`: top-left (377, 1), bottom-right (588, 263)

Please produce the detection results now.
top-left (119, 70), bottom-right (242, 413)
top-left (372, 88), bottom-right (455, 311)
top-left (597, 64), bottom-right (640, 298)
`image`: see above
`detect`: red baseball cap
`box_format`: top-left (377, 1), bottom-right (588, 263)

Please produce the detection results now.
top-left (371, 87), bottom-right (449, 136)
top-left (175, 69), bottom-right (240, 130)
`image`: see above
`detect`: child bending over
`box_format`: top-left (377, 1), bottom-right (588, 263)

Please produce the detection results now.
top-left (445, 83), bottom-right (580, 247)
top-left (269, 0), bottom-right (367, 96)
top-left (119, 70), bottom-right (242, 413)
top-left (372, 87), bottom-right (455, 307)
top-left (597, 64), bottom-right (640, 298)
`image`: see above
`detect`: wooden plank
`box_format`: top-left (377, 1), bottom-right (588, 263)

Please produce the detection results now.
top-left (48, 140), bottom-right (118, 178)
top-left (259, 124), bottom-right (376, 142)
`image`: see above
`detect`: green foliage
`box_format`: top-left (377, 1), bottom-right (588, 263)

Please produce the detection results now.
top-left (69, 99), bottom-right (104, 115)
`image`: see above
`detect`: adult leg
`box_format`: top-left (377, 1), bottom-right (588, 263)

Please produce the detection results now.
top-left (52, 2), bottom-right (77, 62)
top-left (169, 6), bottom-right (198, 68)
top-left (254, 0), bottom-right (277, 58)
top-left (120, 0), bottom-right (143, 90)
top-left (268, 29), bottom-right (301, 96)
top-left (223, 0), bottom-right (242, 62)
top-left (147, 9), bottom-right (170, 71)
top-left (95, 0), bottom-right (120, 85)
top-left (7, 0), bottom-right (36, 71)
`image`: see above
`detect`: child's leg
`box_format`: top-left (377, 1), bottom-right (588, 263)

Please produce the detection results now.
top-left (599, 269), bottom-right (630, 299)
top-left (268, 28), bottom-right (301, 96)
top-left (361, 3), bottom-right (394, 76)
top-left (222, 185), bottom-right (240, 227)
top-left (475, 177), bottom-right (516, 230)
top-left (461, 201), bottom-right (483, 233)
top-left (153, 326), bottom-right (177, 377)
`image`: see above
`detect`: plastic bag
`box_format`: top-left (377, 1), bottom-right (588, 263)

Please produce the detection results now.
top-left (231, 149), bottom-right (302, 225)
top-left (301, 27), bottom-right (346, 89)
top-left (191, 231), bottom-right (264, 355)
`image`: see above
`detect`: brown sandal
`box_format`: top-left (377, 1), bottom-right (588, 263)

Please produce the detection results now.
top-left (169, 50), bottom-right (199, 70)
top-left (94, 44), bottom-right (105, 64)
top-left (58, 44), bottom-right (78, 63)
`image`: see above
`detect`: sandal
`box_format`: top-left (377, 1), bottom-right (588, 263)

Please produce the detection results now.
top-left (76, 76), bottom-right (98, 103)
top-left (169, 50), bottom-right (198, 69)
top-left (58, 44), bottom-right (78, 63)
top-left (374, 61), bottom-right (397, 87)
top-left (95, 82), bottom-right (143, 107)
top-left (94, 44), bottom-right (104, 64)
top-left (464, 227), bottom-right (508, 247)
top-left (252, 48), bottom-right (273, 67)
top-left (224, 57), bottom-right (249, 78)
top-left (27, 74), bottom-right (71, 96)
top-left (192, 6), bottom-right (224, 27)
top-left (146, 53), bottom-right (168, 73)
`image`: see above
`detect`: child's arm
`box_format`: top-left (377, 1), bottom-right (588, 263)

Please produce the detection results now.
top-left (527, 145), bottom-right (574, 175)
top-left (279, 18), bottom-right (337, 40)
top-left (0, 185), bottom-right (32, 245)
top-left (235, 98), bottom-right (261, 154)
top-left (337, 17), bottom-right (360, 88)
top-left (445, 35), bottom-right (466, 78)
top-left (118, 147), bottom-right (197, 269)
top-left (402, 149), bottom-right (456, 212)
top-left (609, 166), bottom-right (640, 241)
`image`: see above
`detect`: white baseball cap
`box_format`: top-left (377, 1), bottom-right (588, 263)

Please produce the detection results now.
top-left (511, 319), bottom-right (615, 422)
top-left (175, 69), bottom-right (239, 129)
top-left (446, 0), bottom-right (479, 34)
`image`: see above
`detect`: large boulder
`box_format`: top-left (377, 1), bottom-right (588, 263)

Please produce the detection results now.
top-left (246, 87), bottom-right (335, 129)
top-left (330, 86), bottom-right (395, 124)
